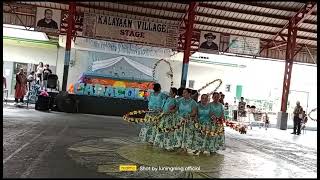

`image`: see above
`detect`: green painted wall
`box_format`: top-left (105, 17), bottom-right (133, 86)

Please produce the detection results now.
top-left (3, 36), bottom-right (58, 49)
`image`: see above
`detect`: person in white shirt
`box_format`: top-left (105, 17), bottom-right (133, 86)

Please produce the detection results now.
top-left (36, 62), bottom-right (44, 87)
top-left (27, 71), bottom-right (35, 91)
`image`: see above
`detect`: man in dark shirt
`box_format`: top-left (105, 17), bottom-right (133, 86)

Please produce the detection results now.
top-left (200, 33), bottom-right (219, 50)
top-left (43, 64), bottom-right (52, 90)
top-left (37, 9), bottom-right (58, 29)
top-left (292, 101), bottom-right (303, 135)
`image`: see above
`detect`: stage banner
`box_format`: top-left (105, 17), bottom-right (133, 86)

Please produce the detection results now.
top-left (82, 13), bottom-right (179, 49)
top-left (228, 35), bottom-right (260, 56)
top-left (59, 35), bottom-right (172, 59)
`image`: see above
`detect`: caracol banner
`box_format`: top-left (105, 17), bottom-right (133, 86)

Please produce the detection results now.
top-left (82, 13), bottom-right (179, 49)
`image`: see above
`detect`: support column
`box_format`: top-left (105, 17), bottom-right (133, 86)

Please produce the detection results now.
top-left (180, 2), bottom-right (197, 88)
top-left (277, 18), bottom-right (298, 130)
top-left (62, 2), bottom-right (76, 91)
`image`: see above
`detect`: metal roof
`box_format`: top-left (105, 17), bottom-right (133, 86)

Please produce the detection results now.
top-left (3, 1), bottom-right (317, 64)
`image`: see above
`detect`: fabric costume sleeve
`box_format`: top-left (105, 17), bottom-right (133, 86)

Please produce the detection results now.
top-left (147, 92), bottom-right (153, 110)
top-left (175, 98), bottom-right (181, 109)
top-left (191, 99), bottom-right (198, 109)
top-left (162, 93), bottom-right (168, 107)
top-left (168, 98), bottom-right (177, 110)
top-left (190, 99), bottom-right (198, 116)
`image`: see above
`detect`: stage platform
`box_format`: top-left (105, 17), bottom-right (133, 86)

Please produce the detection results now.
top-left (50, 92), bottom-right (148, 116)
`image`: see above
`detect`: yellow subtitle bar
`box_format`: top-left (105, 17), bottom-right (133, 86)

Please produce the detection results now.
top-left (119, 165), bottom-right (137, 172)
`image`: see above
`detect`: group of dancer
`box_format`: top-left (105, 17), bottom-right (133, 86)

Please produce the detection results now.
top-left (139, 83), bottom-right (225, 156)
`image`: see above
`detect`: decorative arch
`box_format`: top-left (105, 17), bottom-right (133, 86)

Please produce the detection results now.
top-left (198, 79), bottom-right (223, 95)
top-left (152, 59), bottom-right (174, 87)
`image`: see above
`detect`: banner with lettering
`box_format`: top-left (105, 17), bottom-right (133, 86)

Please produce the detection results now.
top-left (59, 35), bottom-right (173, 59)
top-left (82, 13), bottom-right (179, 49)
top-left (228, 35), bottom-right (260, 56)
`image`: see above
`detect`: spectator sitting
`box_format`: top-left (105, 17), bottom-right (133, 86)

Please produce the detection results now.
top-left (27, 71), bottom-right (35, 90)
top-left (301, 111), bottom-right (308, 133)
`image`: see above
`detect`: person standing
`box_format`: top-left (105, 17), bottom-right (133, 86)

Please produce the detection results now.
top-left (224, 102), bottom-right (230, 120)
top-left (43, 64), bottom-right (52, 90)
top-left (208, 92), bottom-right (226, 153)
top-left (238, 97), bottom-right (246, 122)
top-left (192, 94), bottom-right (212, 155)
top-left (191, 90), bottom-right (199, 103)
top-left (3, 76), bottom-right (7, 89)
top-left (139, 83), bottom-right (166, 144)
top-left (153, 87), bottom-right (178, 150)
top-left (27, 71), bottom-right (35, 91)
top-left (301, 111), bottom-right (308, 133)
top-left (263, 112), bottom-right (270, 130)
top-left (177, 87), bottom-right (184, 101)
top-left (36, 62), bottom-right (44, 85)
top-left (219, 93), bottom-right (225, 105)
top-left (174, 88), bottom-right (197, 153)
top-left (292, 101), bottom-right (303, 135)
top-left (14, 68), bottom-right (27, 105)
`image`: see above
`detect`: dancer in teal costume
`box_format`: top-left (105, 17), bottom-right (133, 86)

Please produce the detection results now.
top-left (139, 83), bottom-right (167, 144)
top-left (207, 92), bottom-right (226, 153)
top-left (153, 87), bottom-right (178, 150)
top-left (174, 88), bottom-right (198, 153)
top-left (192, 94), bottom-right (213, 155)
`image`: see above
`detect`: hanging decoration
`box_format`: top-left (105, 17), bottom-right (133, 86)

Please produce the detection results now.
top-left (308, 108), bottom-right (317, 121)
top-left (123, 110), bottom-right (164, 124)
top-left (152, 59), bottom-right (174, 87)
top-left (197, 79), bottom-right (223, 95)
top-left (123, 110), bottom-right (246, 136)
top-left (156, 117), bottom-right (188, 133)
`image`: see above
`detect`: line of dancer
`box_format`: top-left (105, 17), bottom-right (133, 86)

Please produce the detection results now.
top-left (139, 83), bottom-right (225, 156)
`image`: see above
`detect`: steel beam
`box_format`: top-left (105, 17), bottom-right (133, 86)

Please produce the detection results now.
top-left (268, 42), bottom-right (288, 50)
top-left (198, 3), bottom-right (316, 25)
top-left (292, 46), bottom-right (304, 58)
top-left (116, 2), bottom-right (186, 14)
top-left (304, 45), bottom-right (317, 64)
top-left (6, 3), bottom-right (31, 30)
top-left (195, 12), bottom-right (316, 34)
top-left (280, 18), bottom-right (298, 112)
top-left (3, 10), bottom-right (35, 16)
top-left (71, 2), bottom-right (181, 22)
top-left (195, 21), bottom-right (316, 41)
top-left (260, 2), bottom-right (317, 54)
top-left (114, 1), bottom-right (317, 33)
top-left (62, 1), bottom-right (76, 91)
top-left (180, 2), bottom-right (197, 88)
top-left (240, 2), bottom-right (317, 15)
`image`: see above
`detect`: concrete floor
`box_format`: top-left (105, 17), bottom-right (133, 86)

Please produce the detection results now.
top-left (3, 103), bottom-right (317, 178)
